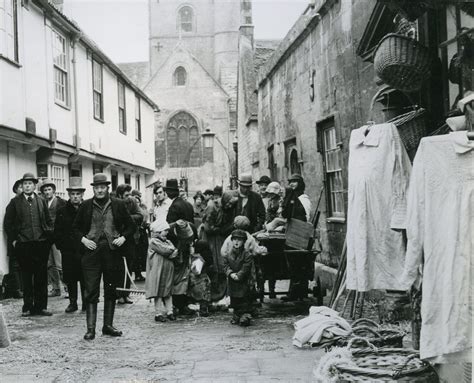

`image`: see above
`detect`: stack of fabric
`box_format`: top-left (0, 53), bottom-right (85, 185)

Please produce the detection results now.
top-left (293, 306), bottom-right (352, 348)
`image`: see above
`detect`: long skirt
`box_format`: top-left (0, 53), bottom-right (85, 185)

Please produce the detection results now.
top-left (172, 262), bottom-right (190, 295)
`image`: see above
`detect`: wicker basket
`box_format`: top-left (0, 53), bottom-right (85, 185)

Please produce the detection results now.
top-left (336, 318), bottom-right (406, 348)
top-left (334, 339), bottom-right (438, 382)
top-left (374, 33), bottom-right (432, 92)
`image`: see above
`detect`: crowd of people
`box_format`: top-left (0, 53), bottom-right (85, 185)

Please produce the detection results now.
top-left (2, 170), bottom-right (313, 340)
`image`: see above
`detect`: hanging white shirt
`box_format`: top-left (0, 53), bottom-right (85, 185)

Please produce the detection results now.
top-left (347, 123), bottom-right (411, 291)
top-left (400, 131), bottom-right (473, 361)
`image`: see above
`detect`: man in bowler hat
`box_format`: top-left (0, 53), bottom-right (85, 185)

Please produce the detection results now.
top-left (4, 173), bottom-right (54, 316)
top-left (236, 174), bottom-right (266, 234)
top-left (54, 178), bottom-right (86, 313)
top-left (73, 173), bottom-right (136, 340)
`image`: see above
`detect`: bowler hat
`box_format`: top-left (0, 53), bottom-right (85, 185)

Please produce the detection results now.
top-left (231, 229), bottom-right (247, 240)
top-left (66, 177), bottom-right (86, 192)
top-left (164, 179), bottom-right (179, 192)
top-left (12, 179), bottom-right (22, 193)
top-left (40, 178), bottom-right (56, 191)
top-left (213, 185), bottom-right (223, 196)
top-left (288, 173), bottom-right (304, 183)
top-left (20, 172), bottom-right (38, 184)
top-left (238, 174), bottom-right (252, 187)
top-left (91, 173), bottom-right (111, 186)
top-left (256, 175), bottom-right (272, 185)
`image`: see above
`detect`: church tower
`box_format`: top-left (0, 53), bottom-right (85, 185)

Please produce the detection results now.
top-left (141, 0), bottom-right (246, 192)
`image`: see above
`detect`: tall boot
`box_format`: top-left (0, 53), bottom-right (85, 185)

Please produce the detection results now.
top-left (83, 303), bottom-right (97, 340)
top-left (65, 282), bottom-right (78, 313)
top-left (102, 299), bottom-right (122, 337)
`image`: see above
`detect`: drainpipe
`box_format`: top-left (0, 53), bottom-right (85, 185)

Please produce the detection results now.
top-left (72, 33), bottom-right (82, 155)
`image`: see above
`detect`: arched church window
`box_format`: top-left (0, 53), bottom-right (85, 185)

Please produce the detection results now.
top-left (178, 6), bottom-right (194, 33)
top-left (167, 112), bottom-right (203, 168)
top-left (173, 66), bottom-right (187, 86)
top-left (290, 148), bottom-right (301, 175)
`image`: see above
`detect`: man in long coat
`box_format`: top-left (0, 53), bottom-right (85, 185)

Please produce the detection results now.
top-left (54, 178), bottom-right (86, 313)
top-left (235, 174), bottom-right (266, 234)
top-left (165, 179), bottom-right (195, 225)
top-left (4, 173), bottom-right (53, 317)
top-left (73, 173), bottom-right (135, 340)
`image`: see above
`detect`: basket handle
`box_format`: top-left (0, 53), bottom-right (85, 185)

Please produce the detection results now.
top-left (346, 337), bottom-right (378, 352)
top-left (352, 325), bottom-right (381, 338)
top-left (351, 318), bottom-right (379, 329)
top-left (368, 86), bottom-right (419, 123)
top-left (391, 353), bottom-right (418, 379)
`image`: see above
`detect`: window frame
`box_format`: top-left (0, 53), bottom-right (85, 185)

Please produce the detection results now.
top-left (118, 80), bottom-right (127, 134)
top-left (135, 94), bottom-right (141, 142)
top-left (0, 0), bottom-right (19, 64)
top-left (177, 5), bottom-right (195, 34)
top-left (52, 28), bottom-right (69, 107)
top-left (50, 164), bottom-right (66, 198)
top-left (92, 58), bottom-right (104, 122)
top-left (173, 66), bottom-right (187, 87)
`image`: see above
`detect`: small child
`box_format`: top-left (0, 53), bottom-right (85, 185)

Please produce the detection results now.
top-left (187, 240), bottom-right (213, 317)
top-left (145, 220), bottom-right (178, 322)
top-left (222, 229), bottom-right (254, 326)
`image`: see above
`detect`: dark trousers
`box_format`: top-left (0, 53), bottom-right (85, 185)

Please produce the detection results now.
top-left (230, 296), bottom-right (252, 318)
top-left (15, 241), bottom-right (50, 312)
top-left (287, 252), bottom-right (314, 299)
top-left (3, 250), bottom-right (23, 296)
top-left (62, 250), bottom-right (84, 303)
top-left (81, 239), bottom-right (124, 304)
top-left (134, 232), bottom-right (148, 276)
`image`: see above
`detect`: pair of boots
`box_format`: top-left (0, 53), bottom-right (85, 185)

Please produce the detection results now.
top-left (83, 300), bottom-right (122, 340)
top-left (65, 283), bottom-right (85, 313)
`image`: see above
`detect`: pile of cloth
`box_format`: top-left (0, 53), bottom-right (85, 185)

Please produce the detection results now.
top-left (293, 306), bottom-right (352, 348)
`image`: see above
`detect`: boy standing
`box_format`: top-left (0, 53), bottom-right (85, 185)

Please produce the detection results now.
top-left (223, 229), bottom-right (254, 327)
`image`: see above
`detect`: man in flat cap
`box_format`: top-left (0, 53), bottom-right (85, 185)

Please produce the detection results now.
top-left (4, 173), bottom-right (54, 317)
top-left (73, 173), bottom-right (136, 340)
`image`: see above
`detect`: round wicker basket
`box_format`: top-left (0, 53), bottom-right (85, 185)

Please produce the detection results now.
top-left (374, 34), bottom-right (433, 92)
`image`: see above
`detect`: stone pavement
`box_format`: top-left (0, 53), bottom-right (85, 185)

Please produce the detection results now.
top-left (0, 286), bottom-right (324, 382)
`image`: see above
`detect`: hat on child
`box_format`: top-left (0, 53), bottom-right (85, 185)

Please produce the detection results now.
top-left (233, 215), bottom-right (250, 230)
top-left (231, 229), bottom-right (247, 240)
top-left (150, 220), bottom-right (170, 233)
top-left (175, 219), bottom-right (194, 240)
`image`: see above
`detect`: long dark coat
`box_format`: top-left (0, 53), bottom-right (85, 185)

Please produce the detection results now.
top-left (236, 191), bottom-right (266, 233)
top-left (166, 197), bottom-right (195, 225)
top-left (222, 247), bottom-right (253, 298)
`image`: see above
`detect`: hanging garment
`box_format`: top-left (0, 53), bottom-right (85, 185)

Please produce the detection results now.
top-left (401, 131), bottom-right (473, 361)
top-left (347, 123), bottom-right (411, 291)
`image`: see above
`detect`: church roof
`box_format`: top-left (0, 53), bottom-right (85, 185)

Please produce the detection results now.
top-left (117, 62), bottom-right (150, 90)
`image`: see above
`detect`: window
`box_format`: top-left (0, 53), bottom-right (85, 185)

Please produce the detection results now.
top-left (1, 0), bottom-right (18, 62)
top-left (92, 59), bottom-right (103, 120)
top-left (289, 149), bottom-right (301, 175)
top-left (167, 112), bottom-right (203, 167)
top-left (52, 29), bottom-right (68, 105)
top-left (51, 165), bottom-right (66, 198)
top-left (124, 173), bottom-right (131, 185)
top-left (135, 174), bottom-right (141, 191)
top-left (118, 81), bottom-right (126, 134)
top-left (267, 145), bottom-right (277, 181)
top-left (92, 163), bottom-right (103, 174)
top-left (69, 163), bottom-right (82, 178)
top-left (111, 170), bottom-right (118, 191)
top-left (135, 95), bottom-right (141, 142)
top-left (322, 126), bottom-right (345, 219)
top-left (178, 6), bottom-right (194, 33)
top-left (173, 66), bottom-right (187, 86)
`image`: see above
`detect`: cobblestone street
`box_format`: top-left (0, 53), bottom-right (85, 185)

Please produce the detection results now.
top-left (0, 283), bottom-right (322, 382)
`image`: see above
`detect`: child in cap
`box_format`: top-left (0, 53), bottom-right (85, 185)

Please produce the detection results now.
top-left (145, 220), bottom-right (178, 322)
top-left (187, 240), bottom-right (213, 317)
top-left (222, 229), bottom-right (254, 326)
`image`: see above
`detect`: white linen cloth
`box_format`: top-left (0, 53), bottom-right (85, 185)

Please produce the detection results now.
top-left (293, 306), bottom-right (352, 348)
top-left (401, 132), bottom-right (473, 361)
top-left (347, 123), bottom-right (412, 291)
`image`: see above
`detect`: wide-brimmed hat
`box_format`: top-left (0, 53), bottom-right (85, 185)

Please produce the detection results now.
top-left (164, 179), bottom-right (179, 192)
top-left (91, 173), bottom-right (111, 186)
top-left (20, 172), bottom-right (38, 184)
top-left (66, 177), bottom-right (86, 192)
top-left (175, 219), bottom-right (194, 240)
top-left (231, 229), bottom-right (247, 240)
top-left (288, 174), bottom-right (304, 183)
top-left (40, 178), bottom-right (56, 191)
top-left (238, 174), bottom-right (252, 187)
top-left (256, 175), bottom-right (272, 185)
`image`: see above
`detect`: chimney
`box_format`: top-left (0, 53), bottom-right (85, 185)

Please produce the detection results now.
top-left (50, 0), bottom-right (63, 12)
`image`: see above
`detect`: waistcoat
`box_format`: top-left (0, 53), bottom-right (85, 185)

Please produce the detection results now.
top-left (18, 196), bottom-right (45, 242)
top-left (87, 199), bottom-right (120, 248)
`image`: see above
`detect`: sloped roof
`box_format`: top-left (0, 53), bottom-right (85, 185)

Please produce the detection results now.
top-left (117, 62), bottom-right (150, 90)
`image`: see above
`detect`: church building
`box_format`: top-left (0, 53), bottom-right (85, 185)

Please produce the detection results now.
top-left (120, 0), bottom-right (249, 193)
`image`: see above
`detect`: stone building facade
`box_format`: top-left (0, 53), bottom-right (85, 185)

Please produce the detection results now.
top-left (121, 0), bottom-right (247, 194)
top-left (243, 0), bottom-right (382, 267)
